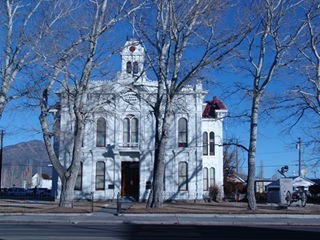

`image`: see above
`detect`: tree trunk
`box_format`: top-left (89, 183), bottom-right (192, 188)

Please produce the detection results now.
top-left (247, 93), bottom-right (260, 211)
top-left (0, 95), bottom-right (6, 120)
top-left (148, 101), bottom-right (173, 208)
top-left (59, 169), bottom-right (80, 208)
top-left (59, 108), bottom-right (83, 207)
top-left (149, 138), bottom-right (166, 208)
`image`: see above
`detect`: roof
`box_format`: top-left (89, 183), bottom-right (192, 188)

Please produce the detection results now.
top-left (226, 172), bottom-right (246, 183)
top-left (32, 173), bottom-right (51, 180)
top-left (267, 177), bottom-right (315, 188)
top-left (292, 176), bottom-right (315, 187)
top-left (202, 96), bottom-right (227, 118)
top-left (310, 179), bottom-right (320, 185)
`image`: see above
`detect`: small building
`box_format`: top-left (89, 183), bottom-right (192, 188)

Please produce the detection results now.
top-left (266, 178), bottom-right (293, 205)
top-left (266, 177), bottom-right (315, 205)
top-left (224, 172), bottom-right (247, 199)
top-left (32, 173), bottom-right (52, 189)
top-left (291, 176), bottom-right (315, 191)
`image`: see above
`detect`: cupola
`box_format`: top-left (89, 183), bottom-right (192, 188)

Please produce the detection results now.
top-left (120, 39), bottom-right (145, 81)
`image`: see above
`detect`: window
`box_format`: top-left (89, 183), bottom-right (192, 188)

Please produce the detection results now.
top-left (131, 118), bottom-right (138, 143)
top-left (123, 116), bottom-right (138, 147)
top-left (203, 132), bottom-right (208, 155)
top-left (210, 167), bottom-right (215, 187)
top-left (209, 132), bottom-right (215, 155)
top-left (178, 162), bottom-right (188, 191)
top-left (178, 118), bottom-right (188, 147)
top-left (96, 117), bottom-right (106, 147)
top-left (133, 62), bottom-right (139, 74)
top-left (123, 118), bottom-right (130, 145)
top-left (126, 61), bottom-right (132, 73)
top-left (75, 162), bottom-right (83, 191)
top-left (96, 161), bottom-right (105, 190)
top-left (203, 167), bottom-right (208, 191)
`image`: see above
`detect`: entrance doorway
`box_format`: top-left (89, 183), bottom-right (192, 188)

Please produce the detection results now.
top-left (121, 162), bottom-right (139, 201)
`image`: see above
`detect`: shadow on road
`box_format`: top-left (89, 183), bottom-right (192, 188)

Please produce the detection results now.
top-left (122, 223), bottom-right (319, 240)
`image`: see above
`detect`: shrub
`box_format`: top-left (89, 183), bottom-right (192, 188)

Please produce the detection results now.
top-left (209, 184), bottom-right (221, 202)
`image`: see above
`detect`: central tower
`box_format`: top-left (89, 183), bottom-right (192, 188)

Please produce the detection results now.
top-left (119, 39), bottom-right (146, 83)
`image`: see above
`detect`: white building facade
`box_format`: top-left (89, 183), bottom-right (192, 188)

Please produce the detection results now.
top-left (54, 39), bottom-right (227, 201)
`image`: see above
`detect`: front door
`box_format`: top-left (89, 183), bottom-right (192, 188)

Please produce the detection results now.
top-left (121, 162), bottom-right (139, 201)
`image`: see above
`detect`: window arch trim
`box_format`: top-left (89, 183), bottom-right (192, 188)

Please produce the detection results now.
top-left (178, 117), bottom-right (188, 148)
top-left (133, 61), bottom-right (139, 74)
top-left (126, 61), bottom-right (132, 73)
top-left (178, 161), bottom-right (188, 191)
top-left (203, 167), bottom-right (208, 191)
top-left (210, 167), bottom-right (215, 187)
top-left (123, 116), bottom-right (139, 147)
top-left (96, 117), bottom-right (106, 147)
top-left (203, 132), bottom-right (208, 155)
top-left (95, 161), bottom-right (105, 190)
top-left (209, 132), bottom-right (215, 155)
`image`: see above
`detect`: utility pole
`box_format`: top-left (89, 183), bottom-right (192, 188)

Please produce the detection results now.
top-left (235, 139), bottom-right (239, 173)
top-left (0, 130), bottom-right (4, 189)
top-left (297, 137), bottom-right (302, 176)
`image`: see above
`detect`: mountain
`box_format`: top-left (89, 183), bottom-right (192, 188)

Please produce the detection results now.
top-left (1, 140), bottom-right (51, 188)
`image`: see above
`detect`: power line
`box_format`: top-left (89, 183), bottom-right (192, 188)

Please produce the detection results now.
top-left (238, 163), bottom-right (300, 169)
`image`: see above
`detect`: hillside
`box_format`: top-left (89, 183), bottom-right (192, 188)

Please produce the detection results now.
top-left (1, 140), bottom-right (51, 188)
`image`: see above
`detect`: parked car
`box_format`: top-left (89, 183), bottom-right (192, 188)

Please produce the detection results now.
top-left (0, 188), bottom-right (8, 196)
top-left (34, 188), bottom-right (52, 199)
top-left (25, 188), bottom-right (35, 196)
top-left (7, 187), bottom-right (27, 197)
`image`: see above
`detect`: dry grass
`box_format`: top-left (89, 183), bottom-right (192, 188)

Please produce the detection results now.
top-left (1, 199), bottom-right (320, 215)
top-left (127, 201), bottom-right (320, 214)
top-left (0, 199), bottom-right (110, 213)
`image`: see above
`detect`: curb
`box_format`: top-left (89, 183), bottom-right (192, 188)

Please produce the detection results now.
top-left (122, 213), bottom-right (320, 219)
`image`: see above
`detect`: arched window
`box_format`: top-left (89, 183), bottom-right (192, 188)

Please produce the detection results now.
top-left (123, 116), bottom-right (139, 147)
top-left (178, 118), bottom-right (188, 147)
top-left (203, 167), bottom-right (208, 191)
top-left (133, 62), bottom-right (139, 74)
top-left (209, 132), bottom-right (215, 155)
top-left (96, 161), bottom-right (105, 190)
top-left (96, 117), bottom-right (106, 147)
top-left (203, 132), bottom-right (208, 155)
top-left (75, 162), bottom-right (83, 191)
top-left (126, 61), bottom-right (132, 73)
top-left (178, 162), bottom-right (188, 191)
top-left (123, 118), bottom-right (130, 146)
top-left (131, 118), bottom-right (138, 144)
top-left (210, 167), bottom-right (215, 187)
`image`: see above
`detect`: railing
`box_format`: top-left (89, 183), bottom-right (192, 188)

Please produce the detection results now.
top-left (119, 142), bottom-right (139, 148)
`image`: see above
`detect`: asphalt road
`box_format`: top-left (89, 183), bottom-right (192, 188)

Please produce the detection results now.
top-left (0, 223), bottom-right (319, 240)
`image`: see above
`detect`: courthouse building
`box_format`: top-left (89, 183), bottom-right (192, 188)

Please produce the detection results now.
top-left (53, 39), bottom-right (227, 201)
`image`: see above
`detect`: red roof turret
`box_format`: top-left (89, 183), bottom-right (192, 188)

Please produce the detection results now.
top-left (202, 96), bottom-right (227, 118)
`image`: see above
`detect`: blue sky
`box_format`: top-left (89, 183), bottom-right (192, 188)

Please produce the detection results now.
top-left (204, 71), bottom-right (318, 179)
top-left (0, 5), bottom-right (318, 180)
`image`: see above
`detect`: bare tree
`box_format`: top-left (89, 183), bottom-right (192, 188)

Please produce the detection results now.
top-left (0, 0), bottom-right (76, 120)
top-left (236, 0), bottom-right (306, 210)
top-left (284, 1), bottom-right (320, 155)
top-left (223, 139), bottom-right (248, 175)
top-left (133, 0), bottom-right (247, 208)
top-left (38, 0), bottom-right (143, 207)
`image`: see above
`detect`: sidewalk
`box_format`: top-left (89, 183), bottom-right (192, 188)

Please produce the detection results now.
top-left (1, 199), bottom-right (320, 226)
